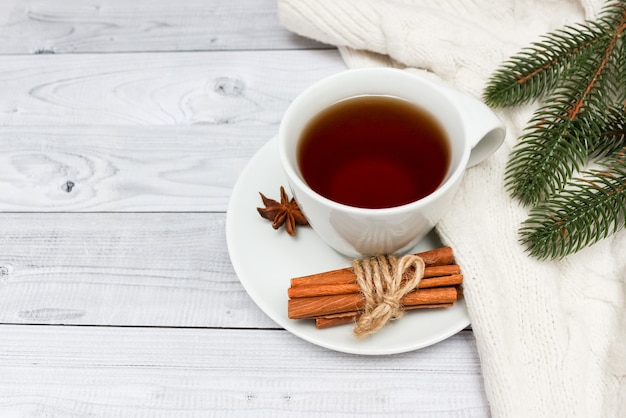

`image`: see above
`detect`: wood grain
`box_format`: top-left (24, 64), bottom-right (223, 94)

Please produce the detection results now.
top-left (0, 0), bottom-right (490, 414)
top-left (0, 125), bottom-right (272, 212)
top-left (0, 325), bottom-right (489, 417)
top-left (0, 0), bottom-right (328, 54)
top-left (0, 49), bottom-right (345, 126)
top-left (0, 212), bottom-right (282, 328)
top-left (0, 49), bottom-right (345, 211)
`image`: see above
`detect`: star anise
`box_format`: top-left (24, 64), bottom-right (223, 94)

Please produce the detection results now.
top-left (257, 186), bottom-right (309, 236)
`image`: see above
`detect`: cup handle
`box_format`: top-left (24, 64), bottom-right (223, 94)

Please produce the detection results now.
top-left (447, 88), bottom-right (507, 167)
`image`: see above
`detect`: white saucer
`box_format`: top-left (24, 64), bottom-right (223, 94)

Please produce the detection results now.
top-left (226, 136), bottom-right (470, 355)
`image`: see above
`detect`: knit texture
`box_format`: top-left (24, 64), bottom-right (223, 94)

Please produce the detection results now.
top-left (277, 1), bottom-right (626, 417)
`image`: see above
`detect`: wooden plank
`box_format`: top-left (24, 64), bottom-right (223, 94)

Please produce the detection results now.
top-left (0, 212), bottom-right (279, 328)
top-left (0, 325), bottom-right (489, 416)
top-left (0, 49), bottom-right (344, 126)
top-left (0, 125), bottom-right (271, 212)
top-left (0, 0), bottom-right (327, 54)
top-left (0, 1), bottom-right (488, 415)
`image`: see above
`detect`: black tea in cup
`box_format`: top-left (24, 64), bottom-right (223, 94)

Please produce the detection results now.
top-left (297, 95), bottom-right (451, 209)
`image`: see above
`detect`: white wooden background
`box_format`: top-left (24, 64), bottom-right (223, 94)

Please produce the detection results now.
top-left (0, 0), bottom-right (490, 416)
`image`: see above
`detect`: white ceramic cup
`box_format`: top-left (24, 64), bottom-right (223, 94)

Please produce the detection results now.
top-left (279, 68), bottom-right (505, 258)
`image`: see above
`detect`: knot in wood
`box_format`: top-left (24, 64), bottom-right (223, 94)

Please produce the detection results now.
top-left (213, 77), bottom-right (245, 97)
top-left (62, 180), bottom-right (75, 193)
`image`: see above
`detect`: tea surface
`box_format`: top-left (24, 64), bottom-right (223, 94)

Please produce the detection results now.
top-left (298, 95), bottom-right (450, 209)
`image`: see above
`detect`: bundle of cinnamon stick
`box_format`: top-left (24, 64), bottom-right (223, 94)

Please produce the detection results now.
top-left (287, 246), bottom-right (463, 329)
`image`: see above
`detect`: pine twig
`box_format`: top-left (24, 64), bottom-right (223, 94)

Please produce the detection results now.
top-left (483, 2), bottom-right (626, 108)
top-left (503, 3), bottom-right (625, 205)
top-left (483, 23), bottom-right (605, 107)
top-left (482, 1), bottom-right (626, 259)
top-left (519, 145), bottom-right (626, 259)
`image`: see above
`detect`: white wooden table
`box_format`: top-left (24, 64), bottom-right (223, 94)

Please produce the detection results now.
top-left (0, 1), bottom-right (490, 416)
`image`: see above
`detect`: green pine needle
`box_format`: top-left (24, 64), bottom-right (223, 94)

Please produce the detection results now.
top-left (594, 105), bottom-right (626, 157)
top-left (483, 23), bottom-right (605, 107)
top-left (504, 107), bottom-right (605, 205)
top-left (482, 0), bottom-right (626, 259)
top-left (520, 146), bottom-right (626, 259)
top-left (483, 2), bottom-right (626, 108)
top-left (503, 49), bottom-right (614, 205)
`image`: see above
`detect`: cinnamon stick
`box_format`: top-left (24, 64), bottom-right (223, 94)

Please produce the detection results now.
top-left (288, 286), bottom-right (460, 319)
top-left (314, 303), bottom-right (454, 329)
top-left (286, 246), bottom-right (463, 334)
top-left (412, 246), bottom-right (455, 266)
top-left (289, 246), bottom-right (456, 288)
top-left (290, 263), bottom-right (461, 288)
top-left (287, 273), bottom-right (463, 298)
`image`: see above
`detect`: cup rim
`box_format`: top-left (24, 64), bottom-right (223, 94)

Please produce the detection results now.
top-left (278, 67), bottom-right (471, 215)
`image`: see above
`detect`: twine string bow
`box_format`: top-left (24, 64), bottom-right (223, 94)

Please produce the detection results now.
top-left (351, 254), bottom-right (426, 338)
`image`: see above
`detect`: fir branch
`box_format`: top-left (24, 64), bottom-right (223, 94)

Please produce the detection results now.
top-left (504, 109), bottom-right (601, 204)
top-left (483, 1), bottom-right (626, 259)
top-left (566, 5), bottom-right (626, 118)
top-left (483, 24), bottom-right (602, 107)
top-left (483, 1), bottom-right (626, 108)
top-left (519, 145), bottom-right (626, 259)
top-left (504, 47), bottom-right (614, 204)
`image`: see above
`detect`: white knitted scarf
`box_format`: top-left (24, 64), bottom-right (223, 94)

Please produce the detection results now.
top-left (277, 1), bottom-right (626, 416)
